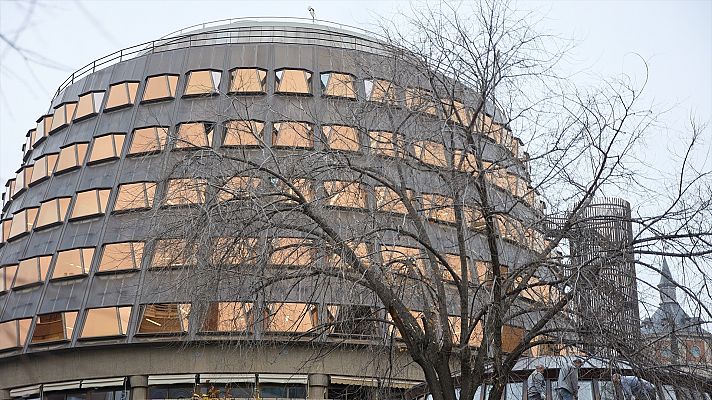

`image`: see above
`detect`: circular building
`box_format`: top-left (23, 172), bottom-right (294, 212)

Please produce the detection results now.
top-left (0, 18), bottom-right (550, 400)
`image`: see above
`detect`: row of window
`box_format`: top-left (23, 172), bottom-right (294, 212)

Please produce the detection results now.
top-left (0, 235), bottom-right (558, 306)
top-left (5, 121), bottom-right (535, 207)
top-left (3, 166), bottom-right (545, 245)
top-left (0, 301), bottom-right (527, 352)
top-left (22, 67), bottom-right (521, 163)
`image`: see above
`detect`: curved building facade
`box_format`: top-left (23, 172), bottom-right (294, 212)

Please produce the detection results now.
top-left (0, 19), bottom-right (549, 400)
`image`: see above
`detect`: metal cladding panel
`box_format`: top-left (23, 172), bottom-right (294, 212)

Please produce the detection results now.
top-left (85, 273), bottom-right (140, 308)
top-left (117, 157), bottom-right (163, 183)
top-left (26, 228), bottom-right (63, 257)
top-left (135, 100), bottom-right (175, 122)
top-left (47, 171), bottom-right (82, 198)
top-left (96, 109), bottom-right (136, 135)
top-left (80, 65), bottom-right (115, 94)
top-left (109, 55), bottom-right (148, 83)
top-left (59, 219), bottom-right (102, 249)
top-left (185, 45), bottom-right (228, 70)
top-left (40, 278), bottom-right (88, 313)
top-left (2, 286), bottom-right (42, 320)
top-left (102, 216), bottom-right (148, 243)
top-left (145, 48), bottom-right (188, 75)
top-left (43, 129), bottom-right (70, 153)
top-left (77, 163), bottom-right (120, 190)
top-left (66, 118), bottom-right (100, 144)
top-left (0, 240), bottom-right (26, 265)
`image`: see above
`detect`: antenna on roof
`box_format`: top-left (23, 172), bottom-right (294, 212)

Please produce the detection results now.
top-left (308, 7), bottom-right (316, 23)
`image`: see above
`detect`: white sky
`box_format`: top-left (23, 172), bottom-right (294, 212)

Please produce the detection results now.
top-left (1, 0), bottom-right (711, 315)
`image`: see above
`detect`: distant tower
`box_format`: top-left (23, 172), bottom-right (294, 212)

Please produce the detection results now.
top-left (567, 198), bottom-right (641, 355)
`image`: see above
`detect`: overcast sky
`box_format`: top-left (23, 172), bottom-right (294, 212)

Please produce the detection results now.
top-left (1, 0), bottom-right (710, 314)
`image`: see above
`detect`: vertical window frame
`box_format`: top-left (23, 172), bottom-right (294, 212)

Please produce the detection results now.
top-left (184, 69), bottom-right (222, 97)
top-left (228, 67), bottom-right (268, 95)
top-left (104, 80), bottom-right (140, 112)
top-left (88, 133), bottom-right (127, 165)
top-left (74, 90), bottom-right (105, 122)
top-left (55, 142), bottom-right (89, 175)
top-left (274, 68), bottom-right (313, 96)
top-left (141, 74), bottom-right (180, 104)
top-left (69, 188), bottom-right (111, 221)
top-left (128, 126), bottom-right (169, 156)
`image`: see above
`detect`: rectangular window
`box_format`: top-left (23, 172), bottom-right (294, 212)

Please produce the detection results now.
top-left (211, 237), bottom-right (257, 265)
top-left (185, 70), bottom-right (221, 96)
top-left (55, 143), bottom-right (89, 174)
top-left (89, 133), bottom-right (126, 164)
top-left (271, 178), bottom-right (314, 205)
top-left (326, 305), bottom-right (379, 337)
top-left (128, 126), bottom-right (169, 155)
top-left (322, 125), bottom-right (359, 152)
top-left (105, 81), bottom-right (140, 111)
top-left (368, 131), bottom-right (403, 158)
top-left (8, 207), bottom-right (38, 239)
top-left (264, 303), bottom-right (317, 333)
top-left (152, 239), bottom-right (196, 268)
top-left (142, 75), bottom-right (179, 103)
top-left (164, 178), bottom-right (207, 206)
top-left (320, 72), bottom-right (356, 99)
top-left (270, 237), bottom-right (314, 267)
top-left (114, 182), bottom-right (156, 212)
top-left (466, 207), bottom-right (486, 232)
top-left (1, 219), bottom-right (11, 244)
top-left (406, 87), bottom-right (438, 116)
top-left (413, 141), bottom-right (447, 167)
top-left (201, 302), bottom-right (252, 332)
top-left (29, 153), bottom-right (58, 185)
top-left (1, 264), bottom-right (18, 292)
top-left (51, 247), bottom-right (94, 279)
top-left (14, 255), bottom-right (51, 288)
top-left (380, 245), bottom-right (425, 276)
top-left (448, 317), bottom-right (483, 347)
top-left (74, 91), bottom-right (105, 121)
top-left (218, 176), bottom-right (261, 202)
top-left (364, 79), bottom-right (397, 104)
top-left (80, 306), bottom-right (131, 338)
top-left (517, 276), bottom-right (551, 303)
top-left (12, 166), bottom-right (33, 196)
top-left (323, 181), bottom-right (367, 208)
top-left (375, 186), bottom-right (410, 214)
top-left (328, 242), bottom-right (370, 269)
top-left (494, 215), bottom-right (526, 243)
top-left (275, 69), bottom-right (312, 95)
top-left (70, 189), bottom-right (111, 220)
top-left (421, 194), bottom-right (456, 224)
top-left (36, 115), bottom-right (53, 140)
top-left (475, 261), bottom-right (509, 285)
top-left (30, 311), bottom-right (79, 344)
top-left (25, 129), bottom-right (37, 152)
top-left (49, 102), bottom-right (77, 133)
top-left (272, 122), bottom-right (313, 149)
top-left (174, 122), bottom-right (214, 149)
top-left (229, 68), bottom-right (267, 94)
top-left (443, 99), bottom-right (473, 126)
top-left (137, 303), bottom-right (190, 334)
top-left (223, 120), bottom-right (264, 147)
top-left (97, 242), bottom-right (144, 272)
top-left (0, 319), bottom-right (32, 350)
top-left (35, 197), bottom-right (72, 229)
top-left (501, 324), bottom-right (525, 353)
top-left (453, 150), bottom-right (479, 174)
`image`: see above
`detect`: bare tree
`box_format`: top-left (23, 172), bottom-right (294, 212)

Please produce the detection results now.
top-left (122, 2), bottom-right (712, 400)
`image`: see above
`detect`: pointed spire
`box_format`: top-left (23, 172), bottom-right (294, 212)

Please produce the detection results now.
top-left (658, 258), bottom-right (677, 304)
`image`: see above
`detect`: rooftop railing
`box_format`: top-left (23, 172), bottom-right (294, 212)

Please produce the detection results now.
top-left (52, 18), bottom-right (385, 102)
